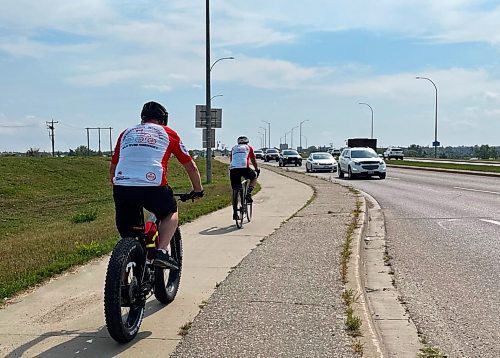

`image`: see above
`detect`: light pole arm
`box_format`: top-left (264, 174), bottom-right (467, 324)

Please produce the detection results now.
top-left (358, 102), bottom-right (374, 139)
top-left (416, 76), bottom-right (439, 157)
top-left (210, 57), bottom-right (235, 72)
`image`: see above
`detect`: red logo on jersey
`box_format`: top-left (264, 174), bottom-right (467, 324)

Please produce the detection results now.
top-left (146, 172), bottom-right (156, 181)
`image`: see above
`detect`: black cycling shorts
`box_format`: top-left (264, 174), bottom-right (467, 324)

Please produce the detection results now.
top-left (113, 185), bottom-right (177, 238)
top-left (230, 167), bottom-right (257, 190)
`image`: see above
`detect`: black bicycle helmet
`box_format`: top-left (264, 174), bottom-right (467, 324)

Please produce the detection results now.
top-left (141, 101), bottom-right (169, 125)
top-left (237, 136), bottom-right (249, 144)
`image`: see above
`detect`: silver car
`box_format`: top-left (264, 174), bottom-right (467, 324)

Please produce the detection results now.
top-left (305, 152), bottom-right (337, 173)
top-left (338, 147), bottom-right (386, 179)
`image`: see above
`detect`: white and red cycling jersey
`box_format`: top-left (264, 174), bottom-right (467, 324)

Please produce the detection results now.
top-left (229, 144), bottom-right (255, 169)
top-left (111, 123), bottom-right (192, 186)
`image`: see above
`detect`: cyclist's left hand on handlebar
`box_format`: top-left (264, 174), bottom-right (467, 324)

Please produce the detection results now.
top-left (255, 168), bottom-right (261, 177)
top-left (190, 190), bottom-right (204, 200)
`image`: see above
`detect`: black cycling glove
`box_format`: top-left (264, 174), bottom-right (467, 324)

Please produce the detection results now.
top-left (190, 190), bottom-right (204, 199)
top-left (255, 169), bottom-right (261, 178)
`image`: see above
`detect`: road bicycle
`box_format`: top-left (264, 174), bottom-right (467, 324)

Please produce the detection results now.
top-left (104, 193), bottom-right (192, 343)
top-left (233, 179), bottom-right (252, 229)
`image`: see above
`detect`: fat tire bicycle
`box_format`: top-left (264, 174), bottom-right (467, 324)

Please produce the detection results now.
top-left (233, 179), bottom-right (252, 229)
top-left (104, 193), bottom-right (193, 343)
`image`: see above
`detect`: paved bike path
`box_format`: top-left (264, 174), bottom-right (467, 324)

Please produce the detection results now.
top-left (171, 169), bottom-right (361, 357)
top-left (0, 167), bottom-right (312, 357)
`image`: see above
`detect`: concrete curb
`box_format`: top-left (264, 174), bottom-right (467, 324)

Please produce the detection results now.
top-left (358, 191), bottom-right (421, 357)
top-left (387, 164), bottom-right (500, 178)
top-left (272, 166), bottom-right (424, 357)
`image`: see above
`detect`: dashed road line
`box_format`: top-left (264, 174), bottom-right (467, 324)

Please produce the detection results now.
top-left (480, 219), bottom-right (500, 226)
top-left (454, 186), bottom-right (500, 195)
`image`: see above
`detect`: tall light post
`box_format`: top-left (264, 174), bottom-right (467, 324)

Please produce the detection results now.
top-left (416, 76), bottom-right (439, 158)
top-left (358, 102), bottom-right (374, 139)
top-left (302, 135), bottom-right (308, 149)
top-left (259, 126), bottom-right (267, 149)
top-left (299, 119), bottom-right (309, 150)
top-left (290, 126), bottom-right (298, 149)
top-left (262, 120), bottom-right (271, 149)
top-left (258, 131), bottom-right (265, 148)
top-left (284, 131), bottom-right (291, 148)
top-left (205, 0), bottom-right (235, 184)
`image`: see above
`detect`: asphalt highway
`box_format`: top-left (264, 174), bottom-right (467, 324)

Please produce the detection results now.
top-left (266, 160), bottom-right (500, 357)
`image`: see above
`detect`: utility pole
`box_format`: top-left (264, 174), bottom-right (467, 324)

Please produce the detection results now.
top-left (86, 127), bottom-right (113, 156)
top-left (46, 119), bottom-right (58, 157)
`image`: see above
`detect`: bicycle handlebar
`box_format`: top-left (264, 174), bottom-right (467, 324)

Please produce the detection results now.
top-left (174, 190), bottom-right (204, 202)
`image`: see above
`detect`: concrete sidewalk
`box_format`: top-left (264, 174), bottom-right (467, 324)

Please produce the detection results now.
top-left (0, 166), bottom-right (312, 357)
top-left (171, 169), bottom-right (362, 357)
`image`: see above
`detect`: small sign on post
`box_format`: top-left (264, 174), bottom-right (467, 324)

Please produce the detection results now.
top-left (432, 141), bottom-right (440, 147)
top-left (202, 128), bottom-right (216, 148)
top-left (195, 105), bottom-right (222, 128)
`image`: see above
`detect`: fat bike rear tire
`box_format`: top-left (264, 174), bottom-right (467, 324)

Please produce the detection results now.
top-left (154, 228), bottom-right (183, 304)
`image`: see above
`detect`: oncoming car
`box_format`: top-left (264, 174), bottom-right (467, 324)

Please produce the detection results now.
top-left (254, 149), bottom-right (264, 160)
top-left (305, 152), bottom-right (337, 173)
top-left (264, 148), bottom-right (280, 162)
top-left (338, 147), bottom-right (386, 179)
top-left (279, 149), bottom-right (302, 167)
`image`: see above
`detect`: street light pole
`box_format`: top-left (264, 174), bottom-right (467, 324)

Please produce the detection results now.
top-left (205, 0), bottom-right (235, 184)
top-left (299, 119), bottom-right (309, 150)
top-left (262, 120), bottom-right (271, 149)
top-left (358, 102), bottom-right (374, 139)
top-left (416, 76), bottom-right (439, 158)
top-left (284, 131), bottom-right (291, 147)
top-left (302, 135), bottom-right (308, 149)
top-left (258, 131), bottom-right (265, 148)
top-left (259, 126), bottom-right (267, 149)
top-left (290, 126), bottom-right (298, 149)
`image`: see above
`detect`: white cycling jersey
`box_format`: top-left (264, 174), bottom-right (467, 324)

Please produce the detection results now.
top-left (111, 123), bottom-right (192, 186)
top-left (230, 144), bottom-right (255, 169)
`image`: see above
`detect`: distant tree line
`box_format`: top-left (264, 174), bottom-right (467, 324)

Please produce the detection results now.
top-left (404, 144), bottom-right (498, 159)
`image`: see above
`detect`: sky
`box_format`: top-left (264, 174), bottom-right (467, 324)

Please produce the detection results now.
top-left (2, 0), bottom-right (500, 153)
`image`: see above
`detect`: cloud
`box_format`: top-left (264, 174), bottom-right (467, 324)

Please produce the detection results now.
top-left (141, 84), bottom-right (172, 92)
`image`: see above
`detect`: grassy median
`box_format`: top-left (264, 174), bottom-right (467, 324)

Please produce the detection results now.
top-left (0, 156), bottom-right (232, 304)
top-left (386, 159), bottom-right (500, 173)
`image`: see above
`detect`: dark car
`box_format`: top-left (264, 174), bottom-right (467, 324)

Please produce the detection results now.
top-left (279, 149), bottom-right (302, 167)
top-left (264, 148), bottom-right (280, 162)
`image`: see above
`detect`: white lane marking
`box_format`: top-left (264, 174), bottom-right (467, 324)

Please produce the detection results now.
top-left (437, 219), bottom-right (458, 230)
top-left (454, 187), bottom-right (500, 195)
top-left (480, 219), bottom-right (500, 226)
top-left (387, 177), bottom-right (400, 180)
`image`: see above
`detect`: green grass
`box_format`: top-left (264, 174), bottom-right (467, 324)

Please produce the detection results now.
top-left (0, 156), bottom-right (232, 304)
top-left (386, 159), bottom-right (500, 173)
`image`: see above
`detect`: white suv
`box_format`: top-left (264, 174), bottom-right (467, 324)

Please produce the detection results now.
top-left (383, 147), bottom-right (404, 160)
top-left (338, 147), bottom-right (386, 179)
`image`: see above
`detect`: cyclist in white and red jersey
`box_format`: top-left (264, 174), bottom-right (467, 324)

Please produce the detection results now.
top-left (229, 136), bottom-right (260, 219)
top-left (110, 101), bottom-right (203, 269)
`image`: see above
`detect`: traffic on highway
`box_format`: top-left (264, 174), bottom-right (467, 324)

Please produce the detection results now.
top-left (260, 147), bottom-right (500, 357)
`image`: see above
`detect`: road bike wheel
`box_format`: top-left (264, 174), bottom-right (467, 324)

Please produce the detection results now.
top-left (233, 189), bottom-right (243, 228)
top-left (246, 202), bottom-right (252, 222)
top-left (104, 238), bottom-right (146, 343)
top-left (154, 228), bottom-right (183, 304)
top-left (238, 190), bottom-right (245, 228)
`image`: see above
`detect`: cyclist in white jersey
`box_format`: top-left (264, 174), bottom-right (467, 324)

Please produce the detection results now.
top-left (229, 136), bottom-right (260, 220)
top-left (110, 101), bottom-right (204, 269)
